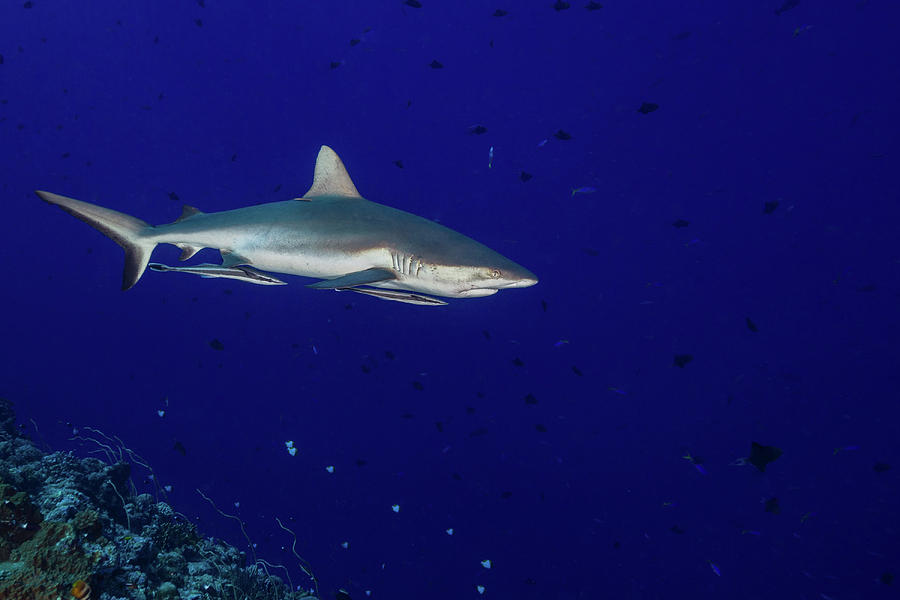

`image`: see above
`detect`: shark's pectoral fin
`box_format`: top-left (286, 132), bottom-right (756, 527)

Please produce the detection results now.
top-left (340, 287), bottom-right (448, 306)
top-left (307, 267), bottom-right (396, 289)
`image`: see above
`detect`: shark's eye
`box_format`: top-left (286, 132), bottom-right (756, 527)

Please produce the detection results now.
top-left (490, 269), bottom-right (502, 279)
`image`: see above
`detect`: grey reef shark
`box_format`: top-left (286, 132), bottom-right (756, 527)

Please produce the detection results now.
top-left (36, 146), bottom-right (538, 306)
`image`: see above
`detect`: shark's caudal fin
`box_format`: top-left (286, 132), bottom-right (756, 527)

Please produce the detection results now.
top-left (36, 190), bottom-right (156, 290)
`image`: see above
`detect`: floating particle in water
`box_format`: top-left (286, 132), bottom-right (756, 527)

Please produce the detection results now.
top-left (638, 102), bottom-right (659, 114)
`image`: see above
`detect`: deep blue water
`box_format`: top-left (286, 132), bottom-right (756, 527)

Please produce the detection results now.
top-left (2, 1), bottom-right (899, 599)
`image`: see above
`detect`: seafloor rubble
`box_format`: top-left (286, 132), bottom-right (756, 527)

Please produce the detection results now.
top-left (0, 398), bottom-right (317, 600)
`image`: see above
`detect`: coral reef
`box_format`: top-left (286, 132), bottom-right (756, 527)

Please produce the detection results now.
top-left (0, 398), bottom-right (317, 600)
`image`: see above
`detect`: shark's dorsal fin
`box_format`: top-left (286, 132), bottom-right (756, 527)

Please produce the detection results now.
top-left (176, 205), bottom-right (203, 222)
top-left (302, 145), bottom-right (361, 199)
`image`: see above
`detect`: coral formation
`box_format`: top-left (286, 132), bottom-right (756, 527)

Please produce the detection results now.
top-left (0, 398), bottom-right (317, 600)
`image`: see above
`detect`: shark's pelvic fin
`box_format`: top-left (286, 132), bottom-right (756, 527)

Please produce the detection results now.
top-left (35, 190), bottom-right (155, 290)
top-left (306, 267), bottom-right (396, 289)
top-left (302, 145), bottom-right (362, 199)
top-left (340, 287), bottom-right (448, 306)
top-left (220, 250), bottom-right (251, 268)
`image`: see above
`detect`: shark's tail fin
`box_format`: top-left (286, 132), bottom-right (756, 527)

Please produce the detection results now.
top-left (36, 190), bottom-right (156, 290)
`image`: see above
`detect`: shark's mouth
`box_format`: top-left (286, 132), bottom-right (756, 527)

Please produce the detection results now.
top-left (457, 288), bottom-right (499, 298)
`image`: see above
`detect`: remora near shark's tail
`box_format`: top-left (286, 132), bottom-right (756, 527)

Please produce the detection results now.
top-left (35, 190), bottom-right (155, 290)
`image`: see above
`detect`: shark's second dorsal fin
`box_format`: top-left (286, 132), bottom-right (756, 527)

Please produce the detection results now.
top-left (176, 205), bottom-right (203, 222)
top-left (302, 145), bottom-right (361, 199)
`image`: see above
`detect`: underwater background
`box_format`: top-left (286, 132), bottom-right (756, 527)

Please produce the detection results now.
top-left (1, 1), bottom-right (899, 598)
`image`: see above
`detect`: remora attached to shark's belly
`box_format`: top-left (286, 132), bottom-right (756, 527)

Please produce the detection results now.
top-left (36, 145), bottom-right (537, 305)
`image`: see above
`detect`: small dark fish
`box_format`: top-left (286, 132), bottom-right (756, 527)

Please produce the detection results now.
top-left (879, 571), bottom-right (894, 585)
top-left (412, 381), bottom-right (424, 390)
top-left (429, 59), bottom-right (444, 69)
top-left (168, 191), bottom-right (180, 201)
top-left (195, 18), bottom-right (203, 27)
top-left (572, 366), bottom-right (583, 376)
top-left (0, 54), bottom-right (4, 65)
top-left (360, 364), bottom-right (370, 373)
top-left (520, 171), bottom-right (533, 182)
top-left (273, 184), bottom-right (282, 192)
top-left (231, 153), bottom-right (237, 162)
top-left (541, 299), bottom-right (548, 312)
top-left (535, 424), bottom-right (548, 432)
top-left (153, 36), bottom-right (159, 44)
top-left (553, 129), bottom-right (572, 140)
top-left (482, 330), bottom-right (491, 340)
top-left (330, 61), bottom-right (342, 70)
top-left (468, 124), bottom-right (488, 135)
top-left (673, 31), bottom-right (691, 40)
top-left (405, 0), bottom-right (422, 7)
top-left (355, 458), bottom-right (368, 467)
top-left (61, 152), bottom-right (70, 159)
top-left (748, 442), bottom-right (782, 472)
top-left (209, 339), bottom-right (224, 351)
top-left (553, 0), bottom-right (570, 10)
top-left (585, 1), bottom-right (603, 9)
top-left (197, 0), bottom-right (205, 6)
top-left (873, 461), bottom-right (891, 473)
top-left (746, 317), bottom-right (758, 332)
top-left (512, 357), bottom-right (524, 367)
top-left (638, 102), bottom-right (659, 114)
top-left (673, 354), bottom-right (693, 368)
top-left (857, 283), bottom-right (876, 292)
top-left (763, 200), bottom-right (779, 214)
top-left (466, 406), bottom-right (476, 414)
top-left (672, 219), bottom-right (690, 228)
top-left (670, 525), bottom-right (685, 534)
top-left (774, 0), bottom-right (799, 16)
top-left (452, 472), bottom-right (463, 480)
top-left (435, 421), bottom-right (444, 432)
top-left (524, 393), bottom-right (538, 405)
top-left (173, 440), bottom-right (187, 456)
top-left (501, 491), bottom-right (512, 498)
top-left (385, 350), bottom-right (395, 360)
top-left (350, 38), bottom-right (360, 46)
top-left (492, 9), bottom-right (508, 17)
top-left (393, 159), bottom-right (404, 168)
top-left (24, 1), bottom-right (33, 8)
top-left (468, 427), bottom-right (488, 437)
top-left (764, 497), bottom-right (780, 514)
top-left (401, 412), bottom-right (415, 419)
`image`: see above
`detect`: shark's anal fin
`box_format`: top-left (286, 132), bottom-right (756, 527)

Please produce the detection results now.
top-left (307, 267), bottom-right (396, 289)
top-left (340, 287), bottom-right (448, 306)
